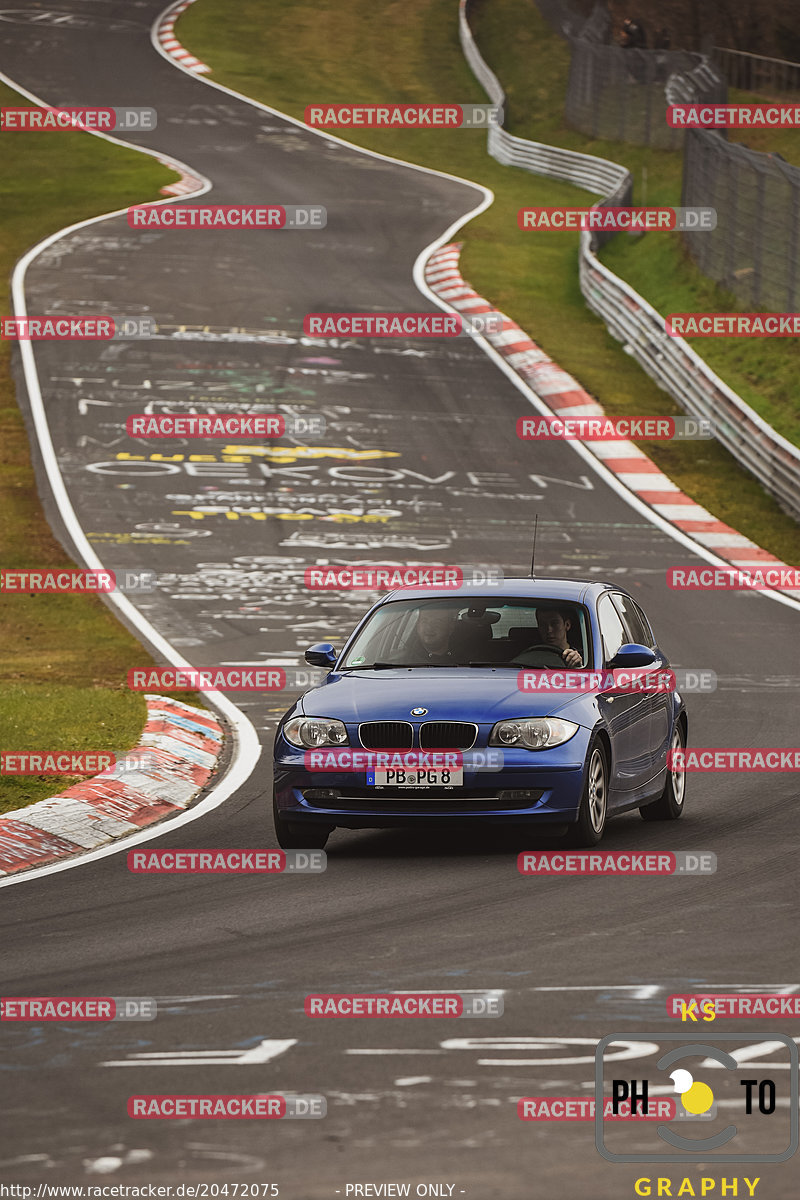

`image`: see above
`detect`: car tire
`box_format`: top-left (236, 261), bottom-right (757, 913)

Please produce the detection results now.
top-left (273, 798), bottom-right (332, 850)
top-left (640, 718), bottom-right (686, 821)
top-left (565, 738), bottom-right (608, 847)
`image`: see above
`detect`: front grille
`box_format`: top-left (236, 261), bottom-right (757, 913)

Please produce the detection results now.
top-left (359, 721), bottom-right (413, 749)
top-left (419, 721), bottom-right (477, 750)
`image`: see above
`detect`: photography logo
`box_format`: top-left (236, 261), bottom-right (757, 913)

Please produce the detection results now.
top-left (595, 1034), bottom-right (798, 1163)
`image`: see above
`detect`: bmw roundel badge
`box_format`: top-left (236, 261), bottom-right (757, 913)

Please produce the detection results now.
top-left (410, 707), bottom-right (428, 716)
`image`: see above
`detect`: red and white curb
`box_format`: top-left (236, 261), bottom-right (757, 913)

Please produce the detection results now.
top-left (155, 0), bottom-right (211, 75)
top-left (152, 0), bottom-right (210, 195)
top-left (426, 243), bottom-right (800, 599)
top-left (158, 158), bottom-right (206, 198)
top-left (0, 696), bottom-right (224, 877)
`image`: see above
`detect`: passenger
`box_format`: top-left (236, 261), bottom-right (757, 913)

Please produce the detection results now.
top-left (401, 607), bottom-right (460, 664)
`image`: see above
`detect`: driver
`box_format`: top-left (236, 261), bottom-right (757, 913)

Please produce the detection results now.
top-left (534, 605), bottom-right (583, 668)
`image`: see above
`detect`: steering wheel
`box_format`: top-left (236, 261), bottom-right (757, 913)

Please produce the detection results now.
top-left (514, 646), bottom-right (573, 668)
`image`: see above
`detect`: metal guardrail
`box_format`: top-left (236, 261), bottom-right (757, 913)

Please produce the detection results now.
top-left (713, 47), bottom-right (800, 94)
top-left (665, 58), bottom-right (728, 108)
top-left (458, 0), bottom-right (800, 522)
top-left (458, 3), bottom-right (630, 209)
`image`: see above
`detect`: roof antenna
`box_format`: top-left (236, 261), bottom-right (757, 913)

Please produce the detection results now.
top-left (529, 513), bottom-right (539, 578)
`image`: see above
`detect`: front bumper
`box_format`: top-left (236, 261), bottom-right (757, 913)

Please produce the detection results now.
top-left (273, 731), bottom-right (591, 827)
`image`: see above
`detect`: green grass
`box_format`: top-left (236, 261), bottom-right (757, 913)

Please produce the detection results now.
top-left (0, 82), bottom-right (198, 814)
top-left (180, 0), bottom-right (800, 564)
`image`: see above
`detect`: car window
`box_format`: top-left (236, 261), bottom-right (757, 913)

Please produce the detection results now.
top-left (597, 593), bottom-right (627, 664)
top-left (341, 598), bottom-right (590, 667)
top-left (611, 593), bottom-right (652, 648)
top-left (632, 600), bottom-right (657, 649)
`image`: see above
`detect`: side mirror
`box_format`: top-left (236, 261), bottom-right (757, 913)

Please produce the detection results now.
top-left (305, 642), bottom-right (338, 668)
top-left (608, 643), bottom-right (657, 669)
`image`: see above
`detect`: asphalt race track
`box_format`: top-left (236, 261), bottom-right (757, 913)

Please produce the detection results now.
top-left (0, 2), bottom-right (798, 1196)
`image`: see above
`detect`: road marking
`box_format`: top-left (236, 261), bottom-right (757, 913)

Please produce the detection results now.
top-left (439, 1036), bottom-right (659, 1066)
top-left (101, 1038), bottom-right (296, 1067)
top-left (346, 1049), bottom-right (443, 1056)
top-left (153, 994), bottom-right (238, 1003)
top-left (700, 1040), bottom-right (800, 1069)
top-left (531, 984), bottom-right (800, 995)
top-left (532, 985), bottom-right (660, 997)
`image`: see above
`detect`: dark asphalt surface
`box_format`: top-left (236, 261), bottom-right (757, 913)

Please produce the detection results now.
top-left (0, 1), bottom-right (798, 1195)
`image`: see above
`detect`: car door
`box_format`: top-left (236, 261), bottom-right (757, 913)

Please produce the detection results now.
top-left (614, 593), bottom-right (672, 777)
top-left (596, 592), bottom-right (654, 797)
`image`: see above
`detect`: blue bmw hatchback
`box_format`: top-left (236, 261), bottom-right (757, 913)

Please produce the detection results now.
top-left (272, 578), bottom-right (687, 849)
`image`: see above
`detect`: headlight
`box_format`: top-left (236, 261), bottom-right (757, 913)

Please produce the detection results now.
top-left (489, 718), bottom-right (578, 750)
top-left (283, 716), bottom-right (349, 749)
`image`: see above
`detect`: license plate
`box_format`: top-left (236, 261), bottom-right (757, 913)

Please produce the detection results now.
top-left (366, 768), bottom-right (463, 788)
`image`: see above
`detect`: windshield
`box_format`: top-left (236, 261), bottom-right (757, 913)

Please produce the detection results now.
top-left (341, 598), bottom-right (590, 668)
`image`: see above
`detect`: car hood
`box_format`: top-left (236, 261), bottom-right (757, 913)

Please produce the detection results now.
top-left (299, 668), bottom-right (592, 724)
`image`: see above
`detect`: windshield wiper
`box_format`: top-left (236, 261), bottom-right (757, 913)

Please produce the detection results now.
top-left (342, 662), bottom-right (463, 670)
top-left (340, 661), bottom-right (404, 670)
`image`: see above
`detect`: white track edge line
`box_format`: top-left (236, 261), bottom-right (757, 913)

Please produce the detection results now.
top-left (0, 69), bottom-right (261, 888)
